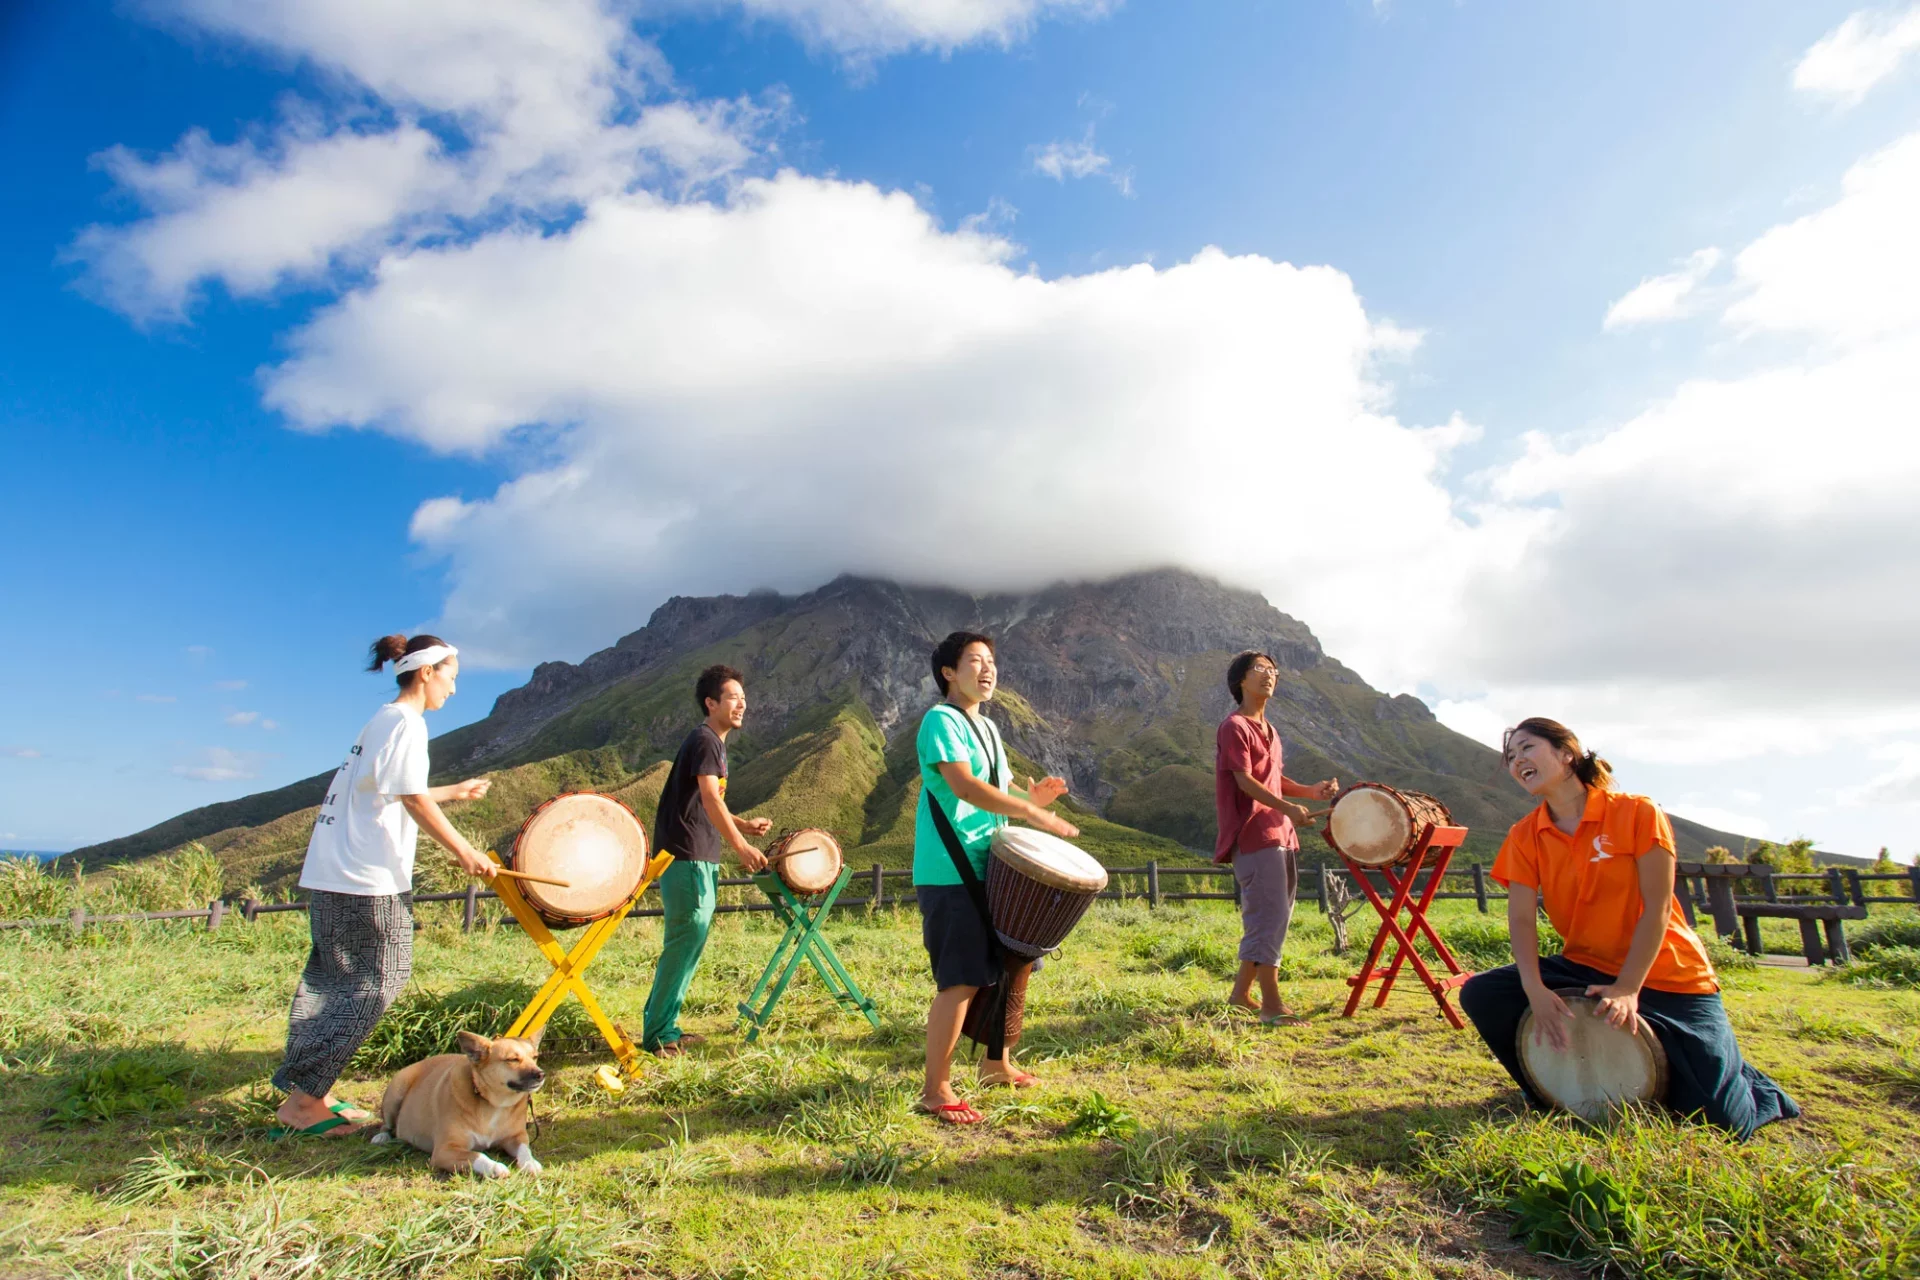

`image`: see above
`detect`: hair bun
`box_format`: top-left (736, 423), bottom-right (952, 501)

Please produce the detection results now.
top-left (366, 634), bottom-right (409, 672)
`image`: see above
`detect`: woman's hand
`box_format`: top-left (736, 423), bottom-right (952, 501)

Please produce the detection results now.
top-left (454, 846), bottom-right (497, 879)
top-left (1524, 985), bottom-right (1575, 1052)
top-left (445, 777), bottom-right (492, 803)
top-left (1585, 983), bottom-right (1641, 1030)
top-left (1022, 775), bottom-right (1070, 808)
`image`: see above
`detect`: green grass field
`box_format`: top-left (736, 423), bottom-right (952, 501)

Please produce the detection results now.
top-left (3, 898), bottom-right (1917, 1279)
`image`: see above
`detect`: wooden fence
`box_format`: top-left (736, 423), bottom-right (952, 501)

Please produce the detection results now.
top-left (5, 859), bottom-right (1914, 936)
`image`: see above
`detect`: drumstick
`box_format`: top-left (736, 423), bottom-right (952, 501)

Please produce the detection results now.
top-left (491, 867), bottom-right (574, 889)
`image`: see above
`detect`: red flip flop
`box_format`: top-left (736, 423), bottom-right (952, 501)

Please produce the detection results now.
top-left (919, 1100), bottom-right (985, 1125)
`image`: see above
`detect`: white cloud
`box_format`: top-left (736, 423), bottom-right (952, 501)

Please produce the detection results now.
top-left (2, 747), bottom-right (43, 759)
top-left (173, 747), bottom-right (264, 783)
top-left (1839, 743), bottom-right (1920, 806)
top-left (225, 711), bottom-right (261, 726)
top-left (1665, 801), bottom-right (1777, 842)
top-left (1027, 126), bottom-right (1132, 195)
top-left (692, 0), bottom-right (1113, 58)
top-left (1793, 5), bottom-right (1920, 107)
top-left (1601, 247), bottom-right (1720, 330)
top-left (73, 0), bottom-right (785, 319)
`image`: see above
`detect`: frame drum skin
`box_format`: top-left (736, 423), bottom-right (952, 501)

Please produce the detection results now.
top-left (1516, 990), bottom-right (1670, 1122)
top-left (507, 793), bottom-right (650, 929)
top-left (768, 828), bottom-right (843, 897)
top-left (1325, 782), bottom-right (1453, 868)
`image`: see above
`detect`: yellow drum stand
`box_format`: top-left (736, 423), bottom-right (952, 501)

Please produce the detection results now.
top-left (487, 848), bottom-right (674, 1093)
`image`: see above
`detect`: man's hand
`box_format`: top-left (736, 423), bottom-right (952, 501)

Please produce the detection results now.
top-left (1525, 985), bottom-right (1574, 1052)
top-left (1281, 801), bottom-right (1328, 828)
top-left (1308, 778), bottom-right (1340, 802)
top-left (740, 815), bottom-right (773, 837)
top-left (1585, 983), bottom-right (1641, 1031)
top-left (1021, 775), bottom-right (1070, 808)
top-left (1035, 812), bottom-right (1080, 840)
top-left (737, 845), bottom-right (768, 874)
top-left (446, 778), bottom-right (492, 803)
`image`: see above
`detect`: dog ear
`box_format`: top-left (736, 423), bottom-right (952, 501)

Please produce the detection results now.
top-left (457, 1031), bottom-right (492, 1062)
top-left (520, 1024), bottom-right (546, 1051)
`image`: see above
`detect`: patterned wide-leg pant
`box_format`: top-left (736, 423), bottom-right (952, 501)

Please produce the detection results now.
top-left (271, 890), bottom-right (412, 1098)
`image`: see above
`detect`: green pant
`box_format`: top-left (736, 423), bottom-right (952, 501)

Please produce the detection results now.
top-left (642, 859), bottom-right (718, 1050)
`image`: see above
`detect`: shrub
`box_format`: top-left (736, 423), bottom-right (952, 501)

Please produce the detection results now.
top-left (348, 981), bottom-right (594, 1073)
top-left (0, 854), bottom-right (78, 919)
top-left (49, 1050), bottom-right (190, 1125)
top-left (1851, 915), bottom-right (1920, 954)
top-left (103, 844), bottom-right (225, 913)
top-left (1505, 1159), bottom-right (1643, 1261)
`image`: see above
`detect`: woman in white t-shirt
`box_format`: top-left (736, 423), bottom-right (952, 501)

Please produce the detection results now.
top-left (269, 634), bottom-right (495, 1139)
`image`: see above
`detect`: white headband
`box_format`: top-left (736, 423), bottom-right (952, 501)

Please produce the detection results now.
top-left (393, 644), bottom-right (457, 675)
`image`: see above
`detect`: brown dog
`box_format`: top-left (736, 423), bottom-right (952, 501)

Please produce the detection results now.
top-left (370, 1029), bottom-right (546, 1177)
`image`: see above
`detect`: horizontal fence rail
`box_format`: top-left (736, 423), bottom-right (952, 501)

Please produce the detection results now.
top-left (5, 860), bottom-right (1914, 935)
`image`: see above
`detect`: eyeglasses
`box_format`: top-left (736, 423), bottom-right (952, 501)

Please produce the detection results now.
top-left (1248, 664), bottom-right (1279, 676)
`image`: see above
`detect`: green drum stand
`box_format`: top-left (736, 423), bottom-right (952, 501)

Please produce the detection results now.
top-left (736, 866), bottom-right (880, 1042)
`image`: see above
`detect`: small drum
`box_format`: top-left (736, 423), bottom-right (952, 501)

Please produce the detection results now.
top-left (767, 828), bottom-right (843, 897)
top-left (507, 793), bottom-right (650, 929)
top-left (1325, 782), bottom-right (1452, 868)
top-left (986, 827), bottom-right (1109, 958)
top-left (1517, 991), bottom-right (1670, 1122)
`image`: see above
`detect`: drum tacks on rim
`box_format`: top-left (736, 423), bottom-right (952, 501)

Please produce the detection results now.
top-left (507, 793), bottom-right (651, 929)
top-left (986, 827), bottom-right (1109, 958)
top-left (1324, 782), bottom-right (1453, 868)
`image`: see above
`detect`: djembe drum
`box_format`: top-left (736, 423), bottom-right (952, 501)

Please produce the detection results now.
top-left (507, 793), bottom-right (651, 929)
top-left (1517, 991), bottom-right (1670, 1122)
top-left (766, 828), bottom-right (843, 898)
top-left (961, 827), bottom-right (1109, 1052)
top-left (1325, 782), bottom-right (1453, 867)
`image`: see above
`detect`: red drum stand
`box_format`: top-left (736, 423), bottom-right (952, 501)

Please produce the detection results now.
top-left (1336, 821), bottom-right (1474, 1028)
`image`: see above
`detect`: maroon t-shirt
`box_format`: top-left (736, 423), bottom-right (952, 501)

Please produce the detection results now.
top-left (1214, 712), bottom-right (1296, 863)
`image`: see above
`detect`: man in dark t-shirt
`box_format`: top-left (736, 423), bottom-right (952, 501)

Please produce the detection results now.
top-left (641, 664), bottom-right (770, 1055)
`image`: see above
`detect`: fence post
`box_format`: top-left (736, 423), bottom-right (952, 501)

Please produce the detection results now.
top-left (462, 883), bottom-right (479, 933)
top-left (1705, 875), bottom-right (1739, 942)
top-left (243, 897), bottom-right (259, 924)
top-left (206, 899), bottom-right (224, 930)
top-left (1147, 860), bottom-right (1161, 908)
top-left (1909, 864), bottom-right (1920, 902)
top-left (1316, 865), bottom-right (1329, 914)
top-left (1843, 869), bottom-right (1865, 908)
top-left (871, 863), bottom-right (884, 907)
top-left (1472, 863), bottom-right (1488, 914)
top-left (69, 906), bottom-right (85, 935)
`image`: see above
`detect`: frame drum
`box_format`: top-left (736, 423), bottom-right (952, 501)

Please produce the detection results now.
top-left (1517, 991), bottom-right (1669, 1122)
top-left (1325, 782), bottom-right (1452, 868)
top-left (507, 793), bottom-right (650, 929)
top-left (986, 828), bottom-right (1109, 957)
top-left (767, 828), bottom-right (843, 897)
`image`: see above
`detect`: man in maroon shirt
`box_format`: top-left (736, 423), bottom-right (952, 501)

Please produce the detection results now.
top-left (1215, 651), bottom-right (1338, 1023)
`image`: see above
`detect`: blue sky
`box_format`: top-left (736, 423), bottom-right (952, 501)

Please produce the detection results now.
top-left (4, 0), bottom-right (1919, 856)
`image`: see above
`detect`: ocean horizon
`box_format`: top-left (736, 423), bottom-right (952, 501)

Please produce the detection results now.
top-left (1, 850), bottom-right (67, 862)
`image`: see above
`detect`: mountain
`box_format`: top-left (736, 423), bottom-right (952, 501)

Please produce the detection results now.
top-left (70, 569), bottom-right (1752, 890)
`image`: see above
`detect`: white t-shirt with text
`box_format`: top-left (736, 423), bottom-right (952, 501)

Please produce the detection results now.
top-left (299, 702), bottom-right (430, 896)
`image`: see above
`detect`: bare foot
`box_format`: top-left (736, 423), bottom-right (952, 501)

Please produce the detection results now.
top-left (1228, 995), bottom-right (1260, 1013)
top-left (275, 1092), bottom-right (364, 1136)
top-left (323, 1094), bottom-right (372, 1122)
top-left (979, 1065), bottom-right (1038, 1088)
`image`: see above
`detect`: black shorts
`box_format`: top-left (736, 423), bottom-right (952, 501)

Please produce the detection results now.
top-left (917, 884), bottom-right (997, 990)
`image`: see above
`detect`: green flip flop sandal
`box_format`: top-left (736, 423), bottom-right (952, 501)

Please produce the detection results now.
top-left (327, 1100), bottom-right (373, 1120)
top-left (266, 1116), bottom-right (364, 1140)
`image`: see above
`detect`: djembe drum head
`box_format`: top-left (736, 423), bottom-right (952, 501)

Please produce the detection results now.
top-left (769, 828), bottom-right (843, 897)
top-left (1326, 782), bottom-right (1452, 868)
top-left (987, 828), bottom-right (1109, 957)
top-left (1516, 991), bottom-right (1669, 1122)
top-left (508, 793), bottom-right (650, 929)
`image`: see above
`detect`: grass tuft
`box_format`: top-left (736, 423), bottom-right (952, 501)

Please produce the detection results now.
top-left (348, 980), bottom-right (595, 1072)
top-left (1830, 945), bottom-right (1920, 990)
top-left (48, 1047), bottom-right (190, 1126)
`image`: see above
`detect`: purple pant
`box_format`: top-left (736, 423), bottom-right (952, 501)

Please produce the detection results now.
top-left (1233, 845), bottom-right (1298, 966)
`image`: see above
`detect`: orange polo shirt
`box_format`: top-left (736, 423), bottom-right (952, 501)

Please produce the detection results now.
top-left (1491, 788), bottom-right (1717, 995)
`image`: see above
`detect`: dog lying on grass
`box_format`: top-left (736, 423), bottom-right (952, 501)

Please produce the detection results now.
top-left (370, 1029), bottom-right (545, 1178)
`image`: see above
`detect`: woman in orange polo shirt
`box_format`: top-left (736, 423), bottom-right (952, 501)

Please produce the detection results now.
top-left (1458, 717), bottom-right (1798, 1138)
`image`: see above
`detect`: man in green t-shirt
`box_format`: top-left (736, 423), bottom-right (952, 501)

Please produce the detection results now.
top-left (913, 630), bottom-right (1078, 1125)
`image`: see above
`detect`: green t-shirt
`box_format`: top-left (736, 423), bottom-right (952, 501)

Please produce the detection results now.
top-left (912, 703), bottom-right (1008, 886)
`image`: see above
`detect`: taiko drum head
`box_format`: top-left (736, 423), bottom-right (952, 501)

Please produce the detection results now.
top-left (508, 793), bottom-right (650, 928)
top-left (1325, 782), bottom-right (1451, 868)
top-left (990, 828), bottom-right (1109, 893)
top-left (769, 828), bottom-right (843, 897)
top-left (1516, 991), bottom-right (1669, 1122)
